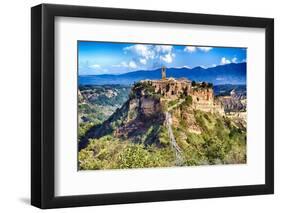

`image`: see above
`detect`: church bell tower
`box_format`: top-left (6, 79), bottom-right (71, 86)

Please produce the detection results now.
top-left (161, 66), bottom-right (166, 80)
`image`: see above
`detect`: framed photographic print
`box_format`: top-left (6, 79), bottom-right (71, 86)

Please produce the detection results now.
top-left (31, 3), bottom-right (274, 209)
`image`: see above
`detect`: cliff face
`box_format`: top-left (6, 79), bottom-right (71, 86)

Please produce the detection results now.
top-left (139, 96), bottom-right (162, 117)
top-left (217, 89), bottom-right (247, 113)
top-left (114, 96), bottom-right (165, 144)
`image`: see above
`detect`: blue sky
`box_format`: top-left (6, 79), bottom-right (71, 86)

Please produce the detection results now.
top-left (78, 41), bottom-right (246, 75)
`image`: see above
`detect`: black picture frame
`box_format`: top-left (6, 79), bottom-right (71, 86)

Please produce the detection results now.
top-left (31, 3), bottom-right (274, 209)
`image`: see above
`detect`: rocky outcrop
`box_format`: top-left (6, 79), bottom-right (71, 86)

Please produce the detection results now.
top-left (114, 95), bottom-right (164, 141)
top-left (140, 97), bottom-right (161, 117)
top-left (217, 89), bottom-right (247, 113)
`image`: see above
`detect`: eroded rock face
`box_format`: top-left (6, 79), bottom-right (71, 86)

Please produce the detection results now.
top-left (114, 96), bottom-right (164, 144)
top-left (140, 97), bottom-right (161, 118)
top-left (126, 96), bottom-right (162, 121)
top-left (127, 98), bottom-right (139, 122)
top-left (218, 94), bottom-right (246, 113)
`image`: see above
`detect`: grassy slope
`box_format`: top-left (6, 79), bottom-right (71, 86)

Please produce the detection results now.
top-left (79, 97), bottom-right (246, 170)
top-left (172, 109), bottom-right (246, 166)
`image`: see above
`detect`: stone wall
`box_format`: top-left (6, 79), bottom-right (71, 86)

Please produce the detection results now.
top-left (144, 78), bottom-right (192, 100)
top-left (140, 78), bottom-right (224, 115)
top-left (191, 88), bottom-right (224, 114)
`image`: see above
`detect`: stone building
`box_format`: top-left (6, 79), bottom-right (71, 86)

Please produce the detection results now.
top-left (191, 88), bottom-right (224, 114)
top-left (161, 66), bottom-right (166, 80)
top-left (140, 76), bottom-right (224, 115)
top-left (143, 78), bottom-right (192, 100)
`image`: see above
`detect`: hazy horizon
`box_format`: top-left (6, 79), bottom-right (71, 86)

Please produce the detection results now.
top-left (78, 61), bottom-right (246, 76)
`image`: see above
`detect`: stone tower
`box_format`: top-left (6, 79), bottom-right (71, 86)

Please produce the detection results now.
top-left (161, 66), bottom-right (166, 80)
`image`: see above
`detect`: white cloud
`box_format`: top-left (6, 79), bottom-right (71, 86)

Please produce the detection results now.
top-left (216, 77), bottom-right (225, 81)
top-left (231, 57), bottom-right (238, 63)
top-left (220, 57), bottom-right (238, 65)
top-left (160, 53), bottom-right (175, 63)
top-left (112, 64), bottom-right (121, 67)
top-left (121, 61), bottom-right (128, 67)
top-left (124, 44), bottom-right (155, 60)
top-left (184, 46), bottom-right (196, 53)
top-left (157, 46), bottom-right (175, 63)
top-left (117, 61), bottom-right (138, 69)
top-left (184, 46), bottom-right (212, 53)
top-left (89, 64), bottom-right (101, 68)
top-left (139, 58), bottom-right (147, 65)
top-left (221, 57), bottom-right (231, 65)
top-left (155, 45), bottom-right (173, 53)
top-left (198, 47), bottom-right (213, 52)
top-left (128, 61), bottom-right (137, 69)
top-left (173, 65), bottom-right (191, 69)
top-left (124, 44), bottom-right (175, 66)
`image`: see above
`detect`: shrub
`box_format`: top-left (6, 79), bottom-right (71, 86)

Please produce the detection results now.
top-left (158, 126), bottom-right (170, 146)
top-left (184, 95), bottom-right (193, 106)
top-left (191, 81), bottom-right (196, 86)
top-left (201, 82), bottom-right (207, 88)
top-left (207, 83), bottom-right (213, 88)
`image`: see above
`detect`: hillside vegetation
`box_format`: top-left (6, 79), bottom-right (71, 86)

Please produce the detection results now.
top-left (78, 81), bottom-right (246, 170)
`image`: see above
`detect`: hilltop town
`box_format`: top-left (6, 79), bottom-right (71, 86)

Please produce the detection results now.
top-left (137, 66), bottom-right (224, 115)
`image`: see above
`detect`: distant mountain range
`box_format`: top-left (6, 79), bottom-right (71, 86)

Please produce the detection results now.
top-left (79, 62), bottom-right (246, 86)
